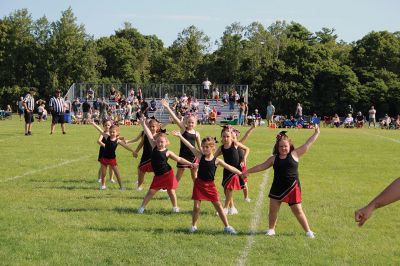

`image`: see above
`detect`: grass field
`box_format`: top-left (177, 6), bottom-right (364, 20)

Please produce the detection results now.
top-left (0, 117), bottom-right (399, 265)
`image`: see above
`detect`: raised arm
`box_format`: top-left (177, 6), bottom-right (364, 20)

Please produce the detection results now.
top-left (91, 121), bottom-right (105, 135)
top-left (239, 124), bottom-right (255, 143)
top-left (293, 125), bottom-right (320, 158)
top-left (216, 158), bottom-right (242, 176)
top-left (139, 117), bottom-right (156, 149)
top-left (167, 150), bottom-right (197, 168)
top-left (355, 177), bottom-right (400, 227)
top-left (171, 130), bottom-right (202, 158)
top-left (195, 131), bottom-right (202, 150)
top-left (243, 156), bottom-right (274, 176)
top-left (161, 99), bottom-right (185, 130)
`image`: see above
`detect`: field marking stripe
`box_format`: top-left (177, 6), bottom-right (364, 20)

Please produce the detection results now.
top-left (0, 155), bottom-right (91, 183)
top-left (362, 132), bottom-right (400, 144)
top-left (236, 169), bottom-right (270, 266)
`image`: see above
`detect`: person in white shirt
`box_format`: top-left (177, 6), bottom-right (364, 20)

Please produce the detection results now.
top-left (368, 106), bottom-right (376, 128)
top-left (202, 78), bottom-right (212, 99)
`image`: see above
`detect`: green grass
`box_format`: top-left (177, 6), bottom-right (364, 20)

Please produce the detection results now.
top-left (0, 118), bottom-right (399, 265)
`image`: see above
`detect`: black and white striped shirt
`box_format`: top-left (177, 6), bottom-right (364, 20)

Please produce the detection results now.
top-left (49, 96), bottom-right (66, 113)
top-left (23, 93), bottom-right (35, 111)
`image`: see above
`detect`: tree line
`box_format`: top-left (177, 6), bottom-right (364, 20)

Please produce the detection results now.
top-left (1, 7), bottom-right (399, 116)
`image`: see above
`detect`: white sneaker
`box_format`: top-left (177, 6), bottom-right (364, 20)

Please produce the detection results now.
top-left (136, 186), bottom-right (143, 191)
top-left (266, 229), bottom-right (276, 236)
top-left (224, 226), bottom-right (237, 235)
top-left (137, 206), bottom-right (145, 214)
top-left (160, 189), bottom-right (167, 192)
top-left (100, 185), bottom-right (106, 190)
top-left (189, 226), bottom-right (198, 233)
top-left (110, 179), bottom-right (116, 183)
top-left (229, 207), bottom-right (239, 215)
top-left (97, 178), bottom-right (102, 183)
top-left (172, 207), bottom-right (180, 213)
top-left (244, 198), bottom-right (251, 203)
top-left (223, 208), bottom-right (229, 215)
top-left (306, 231), bottom-right (315, 239)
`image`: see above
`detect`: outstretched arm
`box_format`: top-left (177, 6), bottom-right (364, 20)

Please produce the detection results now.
top-left (355, 177), bottom-right (400, 227)
top-left (294, 125), bottom-right (320, 157)
top-left (161, 99), bottom-right (185, 130)
top-left (126, 131), bottom-right (142, 144)
top-left (91, 122), bottom-right (108, 139)
top-left (216, 158), bottom-right (242, 176)
top-left (243, 156), bottom-right (274, 176)
top-left (167, 151), bottom-right (197, 168)
top-left (139, 117), bottom-right (156, 149)
top-left (171, 130), bottom-right (202, 158)
top-left (118, 139), bottom-right (135, 153)
top-left (239, 124), bottom-right (255, 143)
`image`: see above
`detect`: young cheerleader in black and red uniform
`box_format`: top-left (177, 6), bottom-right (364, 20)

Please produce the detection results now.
top-left (161, 99), bottom-right (201, 182)
top-left (127, 118), bottom-right (160, 190)
top-left (214, 126), bottom-right (250, 215)
top-left (172, 131), bottom-right (240, 234)
top-left (91, 121), bottom-right (136, 190)
top-left (137, 117), bottom-right (197, 214)
top-left (243, 126), bottom-right (320, 238)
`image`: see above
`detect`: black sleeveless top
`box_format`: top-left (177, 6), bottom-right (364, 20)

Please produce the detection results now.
top-left (221, 143), bottom-right (241, 178)
top-left (140, 131), bottom-right (153, 164)
top-left (151, 147), bottom-right (172, 176)
top-left (179, 130), bottom-right (196, 161)
top-left (197, 156), bottom-right (217, 181)
top-left (102, 137), bottom-right (118, 159)
top-left (238, 147), bottom-right (244, 164)
top-left (270, 153), bottom-right (299, 197)
top-left (98, 136), bottom-right (107, 160)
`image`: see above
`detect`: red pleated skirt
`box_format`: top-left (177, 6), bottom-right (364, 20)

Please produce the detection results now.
top-left (281, 182), bottom-right (302, 206)
top-left (139, 161), bottom-right (153, 173)
top-left (192, 178), bottom-right (219, 202)
top-left (150, 169), bottom-right (178, 190)
top-left (223, 174), bottom-right (242, 190)
top-left (241, 164), bottom-right (248, 182)
top-left (100, 158), bottom-right (117, 166)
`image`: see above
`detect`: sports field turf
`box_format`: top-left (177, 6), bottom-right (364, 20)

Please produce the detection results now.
top-left (0, 118), bottom-right (399, 265)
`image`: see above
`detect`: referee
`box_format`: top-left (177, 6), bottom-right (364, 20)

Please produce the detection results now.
top-left (49, 89), bottom-right (66, 134)
top-left (23, 87), bottom-right (37, 136)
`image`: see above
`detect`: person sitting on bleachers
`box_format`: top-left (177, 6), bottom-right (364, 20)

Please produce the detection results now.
top-left (380, 114), bottom-right (391, 129)
top-left (283, 116), bottom-right (294, 128)
top-left (332, 113), bottom-right (340, 128)
top-left (253, 109), bottom-right (261, 126)
top-left (395, 115), bottom-right (400, 129)
top-left (208, 108), bottom-right (217, 125)
top-left (296, 116), bottom-right (305, 128)
top-left (343, 114), bottom-right (354, 128)
top-left (149, 98), bottom-right (157, 112)
top-left (355, 111), bottom-right (365, 128)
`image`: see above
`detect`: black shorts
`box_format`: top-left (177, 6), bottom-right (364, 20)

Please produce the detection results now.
top-left (203, 89), bottom-right (209, 95)
top-left (18, 108), bottom-right (24, 115)
top-left (24, 110), bottom-right (34, 123)
top-left (52, 113), bottom-right (65, 124)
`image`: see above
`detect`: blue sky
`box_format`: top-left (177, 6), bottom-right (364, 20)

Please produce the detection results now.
top-left (1, 0), bottom-right (399, 47)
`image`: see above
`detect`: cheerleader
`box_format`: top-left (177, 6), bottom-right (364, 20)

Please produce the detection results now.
top-left (172, 131), bottom-right (239, 234)
top-left (161, 99), bottom-right (201, 182)
top-left (243, 126), bottom-right (320, 238)
top-left (214, 126), bottom-right (250, 215)
top-left (126, 117), bottom-right (160, 190)
top-left (96, 120), bottom-right (116, 183)
top-left (137, 117), bottom-right (197, 213)
top-left (91, 122), bottom-right (136, 190)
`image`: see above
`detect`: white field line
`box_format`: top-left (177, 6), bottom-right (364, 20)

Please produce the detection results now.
top-left (236, 169), bottom-right (270, 266)
top-left (362, 131), bottom-right (400, 144)
top-left (0, 155), bottom-right (91, 183)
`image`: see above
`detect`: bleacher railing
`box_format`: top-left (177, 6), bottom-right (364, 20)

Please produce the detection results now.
top-left (66, 83), bottom-right (248, 102)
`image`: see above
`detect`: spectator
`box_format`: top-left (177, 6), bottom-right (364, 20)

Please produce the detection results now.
top-left (140, 99), bottom-right (149, 118)
top-left (355, 111), bottom-right (365, 128)
top-left (64, 96), bottom-right (72, 123)
top-left (191, 98), bottom-right (199, 113)
top-left (380, 114), bottom-right (391, 129)
top-left (212, 87), bottom-right (219, 102)
top-left (347, 104), bottom-right (353, 116)
top-left (99, 98), bottom-right (108, 122)
top-left (72, 98), bottom-right (81, 115)
top-left (228, 91), bottom-right (235, 111)
top-left (37, 103), bottom-right (44, 122)
top-left (23, 87), bottom-right (37, 136)
top-left (368, 106), bottom-right (377, 128)
top-left (109, 86), bottom-right (116, 101)
top-left (127, 89), bottom-right (135, 103)
top-left (266, 101), bottom-right (275, 127)
top-left (343, 114), bottom-right (354, 128)
top-left (49, 89), bottom-right (67, 134)
top-left (254, 109), bottom-right (262, 126)
top-left (222, 91), bottom-right (229, 105)
top-left (82, 98), bottom-right (91, 124)
top-left (295, 103), bottom-right (302, 119)
top-left (234, 90), bottom-right (240, 103)
top-left (202, 77), bottom-right (212, 99)
top-left (395, 115), bottom-right (400, 129)
top-left (209, 108), bottom-right (217, 125)
top-left (16, 96), bottom-right (24, 121)
top-left (87, 87), bottom-right (94, 100)
top-left (42, 105), bottom-right (48, 121)
top-left (137, 88), bottom-right (143, 102)
top-left (4, 105), bottom-right (12, 118)
top-left (238, 101), bottom-right (245, 126)
top-left (125, 102), bottom-right (133, 122)
top-left (149, 98), bottom-right (157, 112)
top-left (332, 114), bottom-right (340, 128)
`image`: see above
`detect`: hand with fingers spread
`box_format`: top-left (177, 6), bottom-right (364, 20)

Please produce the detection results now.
top-left (171, 130), bottom-right (181, 137)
